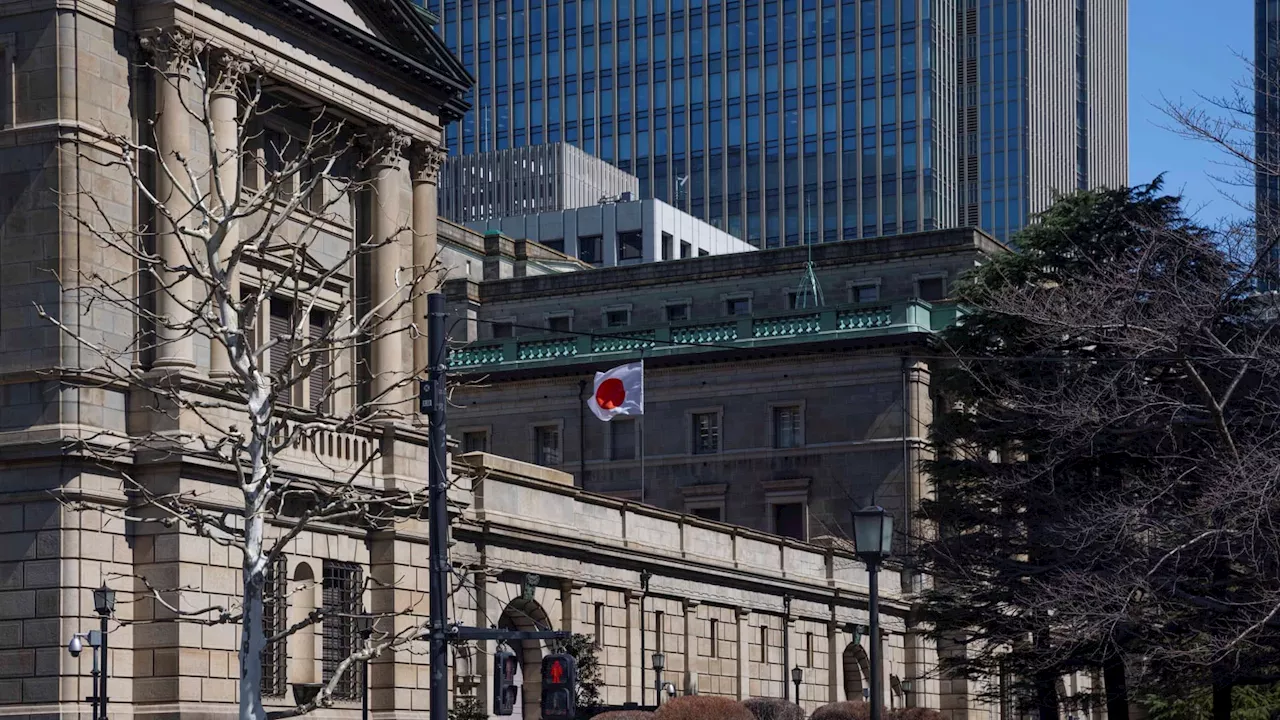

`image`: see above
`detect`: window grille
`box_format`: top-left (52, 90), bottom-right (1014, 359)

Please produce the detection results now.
top-left (322, 561), bottom-right (364, 700)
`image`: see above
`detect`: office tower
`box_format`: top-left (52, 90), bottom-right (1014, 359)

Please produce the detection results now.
top-left (1258, 0), bottom-right (1280, 283)
top-left (956, 0), bottom-right (1127, 242)
top-left (431, 0), bottom-right (1125, 247)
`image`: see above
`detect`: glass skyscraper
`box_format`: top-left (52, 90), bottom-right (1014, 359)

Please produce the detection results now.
top-left (1258, 0), bottom-right (1280, 284)
top-left (430, 0), bottom-right (1126, 247)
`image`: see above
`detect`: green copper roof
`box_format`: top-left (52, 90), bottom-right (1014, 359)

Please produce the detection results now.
top-left (452, 299), bottom-right (960, 372)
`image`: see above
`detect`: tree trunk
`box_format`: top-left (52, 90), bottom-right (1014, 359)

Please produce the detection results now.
top-left (1035, 671), bottom-right (1061, 720)
top-left (1103, 653), bottom-right (1129, 720)
top-left (1212, 682), bottom-right (1232, 720)
top-left (239, 389), bottom-right (272, 720)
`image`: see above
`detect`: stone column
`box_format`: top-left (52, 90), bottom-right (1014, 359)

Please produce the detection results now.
top-left (625, 589), bottom-right (643, 704)
top-left (735, 607), bottom-right (751, 700)
top-left (682, 599), bottom-right (700, 695)
top-left (827, 618), bottom-right (842, 705)
top-left (410, 142), bottom-right (446, 388)
top-left (367, 128), bottom-right (412, 418)
top-left (208, 52), bottom-right (249, 378)
top-left (142, 32), bottom-right (197, 371)
top-left (560, 579), bottom-right (585, 634)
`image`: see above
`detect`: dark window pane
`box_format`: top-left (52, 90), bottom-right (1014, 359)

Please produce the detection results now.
top-left (463, 431), bottom-right (489, 453)
top-left (579, 235), bottom-right (603, 264)
top-left (691, 506), bottom-right (722, 522)
top-left (666, 303), bottom-right (691, 322)
top-left (774, 503), bottom-right (806, 540)
top-left (261, 555), bottom-right (288, 697)
top-left (322, 561), bottom-right (364, 700)
top-left (493, 322), bottom-right (514, 339)
top-left (692, 412), bottom-right (720, 454)
top-left (917, 277), bottom-right (946, 301)
top-left (548, 315), bottom-right (572, 332)
top-left (536, 425), bottom-right (562, 465)
top-left (618, 231), bottom-right (644, 260)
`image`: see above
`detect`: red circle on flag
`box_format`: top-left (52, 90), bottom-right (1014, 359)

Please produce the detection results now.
top-left (596, 378), bottom-right (626, 410)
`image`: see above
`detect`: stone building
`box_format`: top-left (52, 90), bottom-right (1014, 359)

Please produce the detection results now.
top-left (0, 0), bottom-right (966, 720)
top-left (446, 228), bottom-right (1003, 548)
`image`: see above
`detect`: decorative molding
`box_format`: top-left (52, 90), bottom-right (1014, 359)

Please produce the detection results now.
top-left (138, 29), bottom-right (204, 75)
top-left (410, 141), bottom-right (448, 182)
top-left (210, 50), bottom-right (255, 98)
top-left (362, 126), bottom-right (413, 168)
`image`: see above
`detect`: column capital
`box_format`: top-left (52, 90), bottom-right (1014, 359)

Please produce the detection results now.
top-left (561, 579), bottom-right (588, 592)
top-left (138, 29), bottom-right (204, 75)
top-left (625, 589), bottom-right (644, 602)
top-left (362, 126), bottom-right (413, 169)
top-left (410, 141), bottom-right (448, 184)
top-left (735, 606), bottom-right (753, 621)
top-left (210, 49), bottom-right (255, 98)
top-left (682, 598), bottom-right (701, 612)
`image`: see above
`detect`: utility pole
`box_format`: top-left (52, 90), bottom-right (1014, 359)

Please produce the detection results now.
top-left (422, 293), bottom-right (569, 720)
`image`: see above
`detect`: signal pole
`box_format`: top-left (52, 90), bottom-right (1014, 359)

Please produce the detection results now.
top-left (422, 293), bottom-right (569, 720)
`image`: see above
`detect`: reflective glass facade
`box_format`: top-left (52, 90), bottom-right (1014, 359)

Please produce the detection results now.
top-left (1259, 0), bottom-right (1280, 284)
top-left (431, 0), bottom-right (958, 247)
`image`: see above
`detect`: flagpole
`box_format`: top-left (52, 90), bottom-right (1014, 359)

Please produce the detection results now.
top-left (639, 355), bottom-right (646, 505)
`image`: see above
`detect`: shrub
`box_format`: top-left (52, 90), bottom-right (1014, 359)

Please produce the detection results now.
top-left (591, 712), bottom-right (657, 720)
top-left (653, 696), bottom-right (757, 720)
top-left (743, 697), bottom-right (806, 720)
top-left (811, 701), bottom-right (871, 720)
top-left (894, 710), bottom-right (945, 720)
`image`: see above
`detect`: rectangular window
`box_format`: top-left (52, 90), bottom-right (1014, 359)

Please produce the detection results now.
top-left (698, 249), bottom-right (710, 257)
top-left (579, 235), bottom-right (603, 264)
top-left (270, 299), bottom-right (297, 405)
top-left (773, 405), bottom-right (803, 448)
top-left (662, 232), bottom-right (674, 260)
top-left (594, 602), bottom-right (605, 649)
top-left (725, 297), bottom-right (752, 315)
top-left (917, 277), bottom-right (946, 301)
top-left (308, 310), bottom-right (332, 413)
top-left (786, 290), bottom-right (801, 309)
top-left (692, 412), bottom-right (721, 454)
top-left (322, 561), bottom-right (364, 701)
top-left (605, 309), bottom-right (631, 327)
top-left (691, 506), bottom-right (722, 522)
top-left (709, 619), bottom-right (720, 658)
top-left (773, 503), bottom-right (806, 540)
top-left (655, 611), bottom-right (665, 653)
top-left (618, 231), bottom-right (644, 261)
top-left (543, 238), bottom-right (566, 253)
top-left (463, 430), bottom-right (489, 454)
top-left (851, 283), bottom-right (880, 303)
top-left (548, 315), bottom-right (572, 332)
top-left (665, 303), bottom-right (691, 322)
top-left (611, 418), bottom-right (637, 460)
top-left (806, 631), bottom-right (815, 666)
top-left (759, 625), bottom-right (769, 662)
top-left (493, 322), bottom-right (514, 339)
top-left (535, 425), bottom-right (562, 466)
top-left (680, 240), bottom-right (692, 258)
top-left (261, 555), bottom-right (288, 697)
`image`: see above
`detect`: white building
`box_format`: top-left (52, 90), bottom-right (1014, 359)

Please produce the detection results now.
top-left (465, 197), bottom-right (758, 267)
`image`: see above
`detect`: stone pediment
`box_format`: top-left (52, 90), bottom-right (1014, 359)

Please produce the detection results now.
top-left (255, 0), bottom-right (473, 119)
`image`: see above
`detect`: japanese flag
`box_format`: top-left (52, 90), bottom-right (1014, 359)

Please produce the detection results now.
top-left (587, 361), bottom-right (644, 421)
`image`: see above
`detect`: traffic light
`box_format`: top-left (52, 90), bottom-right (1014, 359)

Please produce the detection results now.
top-left (540, 653), bottom-right (577, 719)
top-left (494, 650), bottom-right (519, 716)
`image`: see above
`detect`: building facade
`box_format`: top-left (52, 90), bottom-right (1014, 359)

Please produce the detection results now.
top-left (432, 0), bottom-right (960, 247)
top-left (439, 142), bottom-right (641, 223)
top-left (430, 0), bottom-right (1127, 247)
top-left (465, 197), bottom-right (759, 266)
top-left (956, 0), bottom-right (1128, 242)
top-left (1259, 0), bottom-right (1280, 285)
top-left (445, 228), bottom-right (1003, 547)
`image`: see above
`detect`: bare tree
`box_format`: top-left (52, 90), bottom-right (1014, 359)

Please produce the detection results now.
top-left (43, 31), bottom-right (456, 720)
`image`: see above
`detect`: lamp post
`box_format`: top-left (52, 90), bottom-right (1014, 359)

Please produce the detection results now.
top-left (357, 615), bottom-right (374, 720)
top-left (92, 584), bottom-right (115, 720)
top-left (781, 594), bottom-right (792, 701)
top-left (652, 652), bottom-right (665, 706)
top-left (901, 679), bottom-right (914, 709)
top-left (66, 631), bottom-right (103, 720)
top-left (852, 506), bottom-right (892, 720)
top-left (791, 666), bottom-right (803, 706)
top-left (640, 569), bottom-right (651, 706)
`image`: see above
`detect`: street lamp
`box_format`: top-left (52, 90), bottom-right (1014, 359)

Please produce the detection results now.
top-left (357, 615), bottom-right (374, 720)
top-left (92, 584), bottom-right (115, 720)
top-left (640, 569), bottom-right (652, 707)
top-left (852, 506), bottom-right (893, 720)
top-left (652, 652), bottom-right (666, 705)
top-left (782, 594), bottom-right (792, 701)
top-left (901, 679), bottom-right (914, 708)
top-left (791, 666), bottom-right (803, 706)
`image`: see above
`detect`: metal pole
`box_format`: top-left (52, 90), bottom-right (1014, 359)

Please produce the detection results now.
top-left (782, 619), bottom-right (790, 701)
top-left (427, 292), bottom-right (450, 720)
top-left (362, 656), bottom-right (369, 720)
top-left (868, 563), bottom-right (882, 720)
top-left (88, 636), bottom-right (101, 720)
top-left (639, 413), bottom-right (646, 504)
top-left (640, 569), bottom-right (650, 707)
top-left (99, 615), bottom-right (109, 720)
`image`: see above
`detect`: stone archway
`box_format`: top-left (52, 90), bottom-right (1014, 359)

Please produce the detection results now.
top-left (499, 597), bottom-right (554, 720)
top-left (843, 642), bottom-right (871, 701)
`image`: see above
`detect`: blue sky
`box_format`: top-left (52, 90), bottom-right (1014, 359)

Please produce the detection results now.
top-left (1129, 0), bottom-right (1254, 222)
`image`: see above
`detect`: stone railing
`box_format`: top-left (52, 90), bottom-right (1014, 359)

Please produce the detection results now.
top-left (458, 452), bottom-right (899, 602)
top-left (451, 300), bottom-right (951, 371)
top-left (275, 420), bottom-right (376, 482)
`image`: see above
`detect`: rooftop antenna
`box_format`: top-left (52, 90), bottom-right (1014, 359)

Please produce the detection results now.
top-left (795, 193), bottom-right (825, 309)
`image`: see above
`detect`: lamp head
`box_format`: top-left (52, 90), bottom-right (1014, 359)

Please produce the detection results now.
top-left (93, 584), bottom-right (116, 616)
top-left (851, 506), bottom-right (894, 563)
top-left (651, 652), bottom-right (665, 672)
top-left (792, 666), bottom-right (803, 684)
